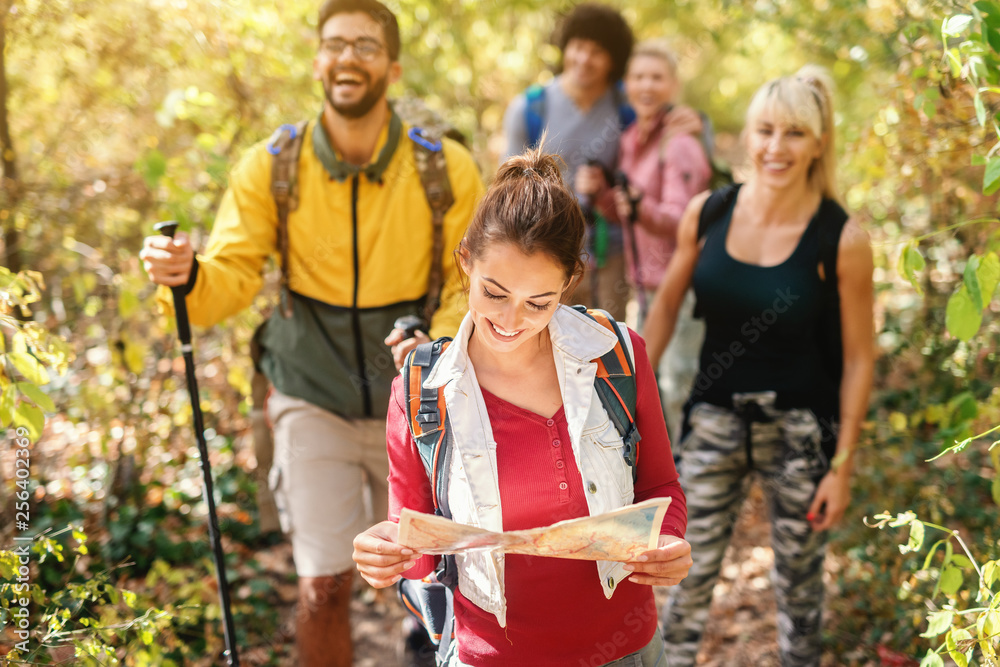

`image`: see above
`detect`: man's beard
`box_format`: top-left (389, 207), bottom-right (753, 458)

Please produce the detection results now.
top-left (323, 69), bottom-right (390, 119)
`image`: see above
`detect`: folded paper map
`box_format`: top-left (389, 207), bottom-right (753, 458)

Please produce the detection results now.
top-left (397, 497), bottom-right (671, 562)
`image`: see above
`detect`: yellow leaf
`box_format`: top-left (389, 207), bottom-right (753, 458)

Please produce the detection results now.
top-left (890, 411), bottom-right (908, 432)
top-left (13, 402), bottom-right (44, 440)
top-left (124, 340), bottom-right (148, 375)
top-left (8, 352), bottom-right (50, 385)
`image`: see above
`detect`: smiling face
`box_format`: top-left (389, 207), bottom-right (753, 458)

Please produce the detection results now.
top-left (562, 38), bottom-right (614, 93)
top-left (746, 110), bottom-right (824, 189)
top-left (624, 54), bottom-right (677, 119)
top-left (460, 243), bottom-right (570, 356)
top-left (314, 12), bottom-right (401, 119)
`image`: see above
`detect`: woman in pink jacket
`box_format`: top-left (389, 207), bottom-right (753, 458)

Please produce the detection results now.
top-left (614, 40), bottom-right (711, 441)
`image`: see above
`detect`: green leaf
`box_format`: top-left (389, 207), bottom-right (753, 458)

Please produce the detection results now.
top-left (988, 27), bottom-right (1000, 53)
top-left (920, 649), bottom-right (944, 667)
top-left (983, 560), bottom-right (998, 586)
top-left (0, 382), bottom-right (14, 427)
top-left (977, 252), bottom-right (1000, 302)
top-left (964, 255), bottom-right (983, 310)
top-left (7, 352), bottom-right (50, 385)
top-left (899, 243), bottom-right (926, 295)
top-left (973, 154), bottom-right (988, 165)
top-left (980, 609), bottom-right (1000, 640)
top-left (944, 14), bottom-right (975, 36)
top-left (946, 627), bottom-right (974, 666)
top-left (13, 403), bottom-right (44, 441)
top-left (946, 287), bottom-right (983, 340)
top-left (922, 610), bottom-right (955, 638)
top-left (976, 94), bottom-right (987, 125)
top-left (16, 382), bottom-right (55, 412)
top-left (122, 589), bottom-right (137, 608)
top-left (137, 149), bottom-right (167, 189)
top-left (940, 566), bottom-right (964, 595)
top-left (985, 156), bottom-right (1000, 194)
top-left (950, 554), bottom-right (975, 569)
top-left (903, 520), bottom-right (925, 553)
top-left (992, 474), bottom-right (1000, 507)
top-left (977, 1), bottom-right (1000, 30)
top-left (922, 540), bottom-right (945, 571)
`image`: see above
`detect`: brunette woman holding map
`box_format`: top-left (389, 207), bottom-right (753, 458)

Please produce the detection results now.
top-left (353, 147), bottom-right (690, 666)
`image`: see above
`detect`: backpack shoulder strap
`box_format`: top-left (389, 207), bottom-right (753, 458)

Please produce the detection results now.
top-left (572, 306), bottom-right (641, 482)
top-left (697, 183), bottom-right (741, 241)
top-left (403, 337), bottom-right (454, 517)
top-left (613, 81), bottom-right (636, 131)
top-left (524, 84), bottom-right (546, 148)
top-left (409, 128), bottom-right (455, 326)
top-left (818, 198), bottom-right (849, 295)
top-left (268, 120), bottom-right (309, 318)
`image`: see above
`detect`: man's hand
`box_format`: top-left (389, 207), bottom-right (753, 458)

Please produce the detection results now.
top-left (385, 328), bottom-right (432, 371)
top-left (664, 105), bottom-right (704, 141)
top-left (624, 534), bottom-right (693, 587)
top-left (353, 520), bottom-right (422, 588)
top-left (574, 164), bottom-right (607, 197)
top-left (140, 231), bottom-right (196, 286)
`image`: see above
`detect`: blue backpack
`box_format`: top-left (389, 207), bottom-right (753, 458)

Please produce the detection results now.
top-left (397, 307), bottom-right (641, 662)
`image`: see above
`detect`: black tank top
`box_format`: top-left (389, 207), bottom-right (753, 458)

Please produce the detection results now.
top-left (690, 186), bottom-right (846, 424)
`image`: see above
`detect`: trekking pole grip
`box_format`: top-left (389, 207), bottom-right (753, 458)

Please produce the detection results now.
top-left (153, 220), bottom-right (193, 347)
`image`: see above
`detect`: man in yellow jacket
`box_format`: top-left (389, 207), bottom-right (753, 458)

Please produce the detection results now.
top-left (140, 1), bottom-right (482, 664)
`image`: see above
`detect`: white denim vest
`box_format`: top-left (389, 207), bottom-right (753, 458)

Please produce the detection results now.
top-left (421, 305), bottom-right (637, 627)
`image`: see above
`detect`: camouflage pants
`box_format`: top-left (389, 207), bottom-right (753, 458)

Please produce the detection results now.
top-left (661, 392), bottom-right (829, 667)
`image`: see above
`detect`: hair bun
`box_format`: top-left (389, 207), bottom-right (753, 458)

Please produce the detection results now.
top-left (494, 144), bottom-right (565, 188)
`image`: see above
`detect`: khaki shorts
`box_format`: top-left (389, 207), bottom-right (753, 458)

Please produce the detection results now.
top-left (266, 389), bottom-right (389, 577)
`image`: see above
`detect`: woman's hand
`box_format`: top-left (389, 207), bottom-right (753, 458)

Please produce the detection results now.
top-left (353, 520), bottom-right (422, 588)
top-left (624, 534), bottom-right (692, 586)
top-left (613, 187), bottom-right (632, 222)
top-left (807, 465), bottom-right (852, 531)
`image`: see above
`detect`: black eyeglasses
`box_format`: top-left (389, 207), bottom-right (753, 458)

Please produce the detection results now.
top-left (319, 37), bottom-right (385, 62)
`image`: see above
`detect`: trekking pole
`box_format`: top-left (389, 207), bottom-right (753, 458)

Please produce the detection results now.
top-left (153, 220), bottom-right (241, 667)
top-left (579, 161), bottom-right (603, 309)
top-left (614, 170), bottom-right (647, 323)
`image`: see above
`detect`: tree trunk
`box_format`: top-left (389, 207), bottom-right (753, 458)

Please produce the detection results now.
top-left (0, 1), bottom-right (22, 274)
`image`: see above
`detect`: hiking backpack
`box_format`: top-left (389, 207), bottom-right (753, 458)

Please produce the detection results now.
top-left (264, 117), bottom-right (455, 323)
top-left (397, 306), bottom-right (641, 661)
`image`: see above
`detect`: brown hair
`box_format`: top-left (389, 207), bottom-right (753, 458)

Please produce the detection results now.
top-left (461, 147), bottom-right (585, 286)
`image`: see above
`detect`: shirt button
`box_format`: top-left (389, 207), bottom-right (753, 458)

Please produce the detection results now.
top-left (607, 576), bottom-right (615, 588)
top-left (546, 419), bottom-right (555, 427)
top-left (552, 439), bottom-right (561, 447)
top-left (559, 482), bottom-right (568, 490)
top-left (555, 460), bottom-right (565, 469)
top-left (588, 482), bottom-right (597, 494)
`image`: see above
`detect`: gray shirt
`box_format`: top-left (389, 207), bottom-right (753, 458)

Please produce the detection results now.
top-left (502, 76), bottom-right (624, 251)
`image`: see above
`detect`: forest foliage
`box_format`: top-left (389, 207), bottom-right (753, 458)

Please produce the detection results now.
top-left (0, 0), bottom-right (998, 664)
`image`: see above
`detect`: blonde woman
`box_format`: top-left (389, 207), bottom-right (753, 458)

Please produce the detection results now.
top-left (643, 66), bottom-right (874, 666)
